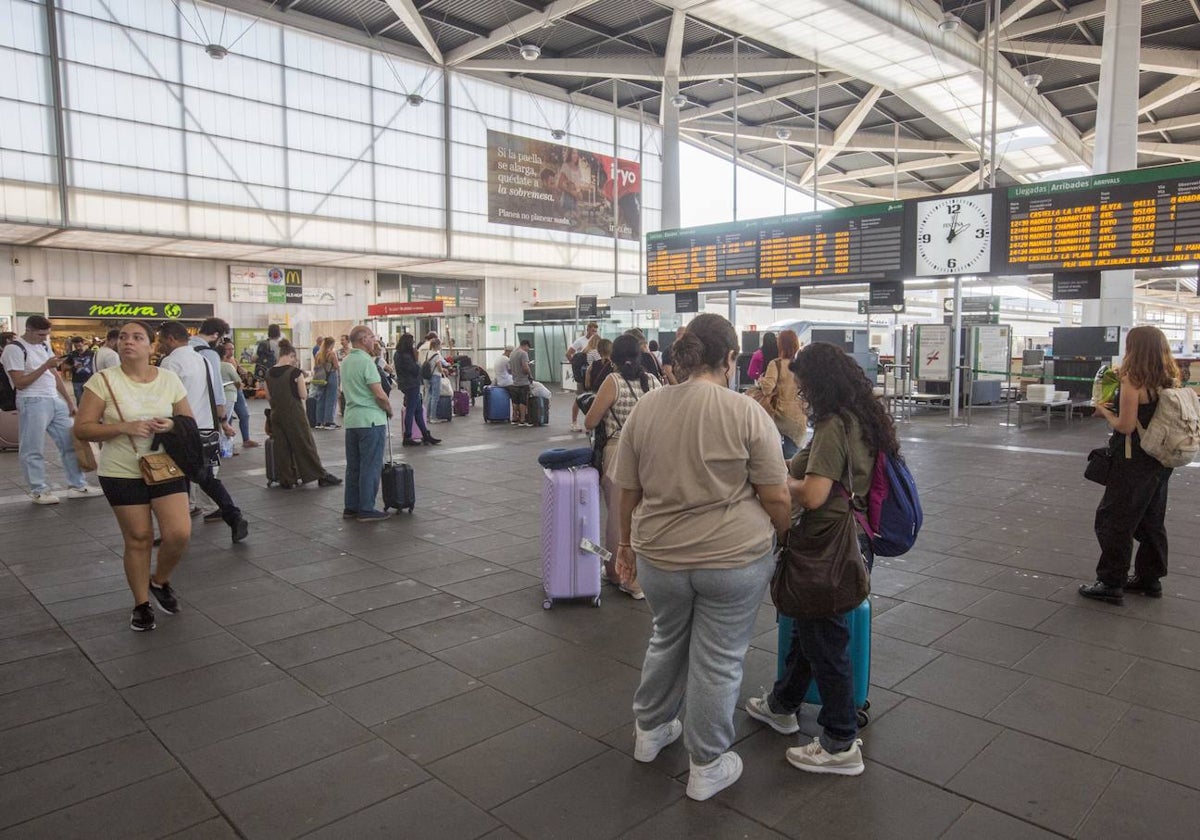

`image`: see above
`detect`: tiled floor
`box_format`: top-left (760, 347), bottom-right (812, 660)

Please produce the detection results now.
top-left (2, 396), bottom-right (1199, 839)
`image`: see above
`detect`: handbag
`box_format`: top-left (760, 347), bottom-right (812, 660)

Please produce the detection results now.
top-left (590, 376), bottom-right (639, 474)
top-left (1084, 446), bottom-right (1112, 485)
top-left (770, 444), bottom-right (870, 620)
top-left (745, 359), bottom-right (783, 416)
top-left (72, 434), bottom-right (98, 472)
top-left (99, 371), bottom-right (184, 486)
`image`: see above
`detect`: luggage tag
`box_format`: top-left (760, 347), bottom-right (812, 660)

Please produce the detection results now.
top-left (579, 537), bottom-right (612, 562)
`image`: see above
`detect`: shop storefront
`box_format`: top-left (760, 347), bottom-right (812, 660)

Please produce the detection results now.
top-left (367, 300), bottom-right (446, 350)
top-left (45, 298), bottom-right (215, 354)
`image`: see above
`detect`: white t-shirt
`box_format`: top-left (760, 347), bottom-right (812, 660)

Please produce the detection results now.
top-left (494, 354), bottom-right (513, 387)
top-left (570, 335), bottom-right (589, 354)
top-left (86, 368), bottom-right (187, 479)
top-left (93, 345), bottom-right (120, 373)
top-left (1, 339), bottom-right (58, 398)
top-left (160, 345), bottom-right (215, 428)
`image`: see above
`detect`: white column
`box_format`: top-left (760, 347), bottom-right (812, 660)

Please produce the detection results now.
top-left (1185, 311), bottom-right (1195, 353)
top-left (662, 76), bottom-right (681, 230)
top-left (1083, 0), bottom-right (1141, 327)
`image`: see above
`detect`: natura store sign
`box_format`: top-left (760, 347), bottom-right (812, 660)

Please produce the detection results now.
top-left (47, 299), bottom-right (216, 320)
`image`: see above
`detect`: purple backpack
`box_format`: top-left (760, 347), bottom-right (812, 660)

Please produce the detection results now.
top-left (850, 450), bottom-right (922, 558)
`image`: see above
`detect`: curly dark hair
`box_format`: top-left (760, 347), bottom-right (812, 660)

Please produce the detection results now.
top-left (790, 342), bottom-right (899, 457)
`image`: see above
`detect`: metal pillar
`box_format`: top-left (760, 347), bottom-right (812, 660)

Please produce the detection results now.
top-left (613, 83), bottom-right (620, 297)
top-left (443, 71), bottom-right (454, 258)
top-left (950, 277), bottom-right (963, 422)
top-left (43, 0), bottom-right (70, 227)
top-left (1083, 0), bottom-right (1142, 328)
top-left (662, 75), bottom-right (681, 230)
top-left (732, 36), bottom-right (739, 221)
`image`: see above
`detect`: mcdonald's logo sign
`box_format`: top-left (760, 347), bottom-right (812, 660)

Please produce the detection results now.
top-left (284, 268), bottom-right (303, 286)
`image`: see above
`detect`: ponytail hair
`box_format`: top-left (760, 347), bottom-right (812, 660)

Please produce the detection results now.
top-left (671, 314), bottom-right (737, 380)
top-left (612, 334), bottom-right (651, 392)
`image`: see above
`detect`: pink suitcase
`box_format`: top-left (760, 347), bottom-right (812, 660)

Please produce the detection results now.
top-left (540, 466), bottom-right (603, 609)
top-left (0, 410), bottom-right (17, 450)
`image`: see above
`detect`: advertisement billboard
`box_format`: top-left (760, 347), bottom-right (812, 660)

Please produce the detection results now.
top-left (487, 130), bottom-right (640, 241)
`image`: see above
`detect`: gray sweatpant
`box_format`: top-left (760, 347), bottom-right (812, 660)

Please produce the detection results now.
top-left (632, 551), bottom-right (775, 764)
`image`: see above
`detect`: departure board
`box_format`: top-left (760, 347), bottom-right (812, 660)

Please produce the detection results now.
top-left (759, 202), bottom-right (905, 283)
top-left (646, 222), bottom-right (759, 293)
top-left (1004, 162), bottom-right (1200, 272)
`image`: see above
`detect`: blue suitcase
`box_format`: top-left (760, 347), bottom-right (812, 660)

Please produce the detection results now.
top-left (776, 599), bottom-right (872, 726)
top-left (528, 395), bottom-right (550, 427)
top-left (483, 385), bottom-right (511, 423)
top-left (436, 394), bottom-right (453, 421)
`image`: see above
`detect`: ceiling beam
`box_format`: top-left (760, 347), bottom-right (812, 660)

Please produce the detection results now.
top-left (994, 0), bottom-right (1155, 40)
top-left (821, 183), bottom-right (935, 201)
top-left (1138, 75), bottom-right (1200, 115)
top-left (1140, 113), bottom-right (1200, 136)
top-left (942, 165), bottom-right (989, 194)
top-left (817, 153), bottom-right (978, 184)
top-left (454, 56), bottom-right (819, 80)
top-left (661, 9), bottom-right (686, 128)
top-left (1139, 141), bottom-right (1200, 161)
top-left (798, 86), bottom-right (884, 185)
top-left (1000, 40), bottom-right (1200, 76)
top-left (383, 0), bottom-right (443, 64)
top-left (682, 120), bottom-right (972, 154)
top-left (444, 0), bottom-right (604, 66)
top-left (680, 74), bottom-right (851, 123)
top-left (989, 0), bottom-right (1048, 40)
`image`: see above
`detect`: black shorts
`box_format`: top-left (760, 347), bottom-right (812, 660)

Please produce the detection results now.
top-left (509, 385), bottom-right (530, 404)
top-left (99, 475), bottom-right (189, 507)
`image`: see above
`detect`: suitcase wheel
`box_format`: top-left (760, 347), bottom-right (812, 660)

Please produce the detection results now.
top-left (407, 505), bottom-right (415, 513)
top-left (856, 709), bottom-right (870, 728)
top-left (542, 599), bottom-right (553, 610)
top-left (592, 596), bottom-right (601, 607)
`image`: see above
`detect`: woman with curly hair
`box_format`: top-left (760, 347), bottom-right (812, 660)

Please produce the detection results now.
top-left (746, 341), bottom-right (900, 778)
top-left (1079, 325), bottom-right (1179, 604)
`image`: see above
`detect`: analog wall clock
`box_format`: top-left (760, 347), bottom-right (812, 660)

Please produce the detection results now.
top-left (913, 193), bottom-right (994, 277)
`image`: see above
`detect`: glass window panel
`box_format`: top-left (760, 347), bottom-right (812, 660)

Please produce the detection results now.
top-left (374, 166), bottom-right (442, 209)
top-left (184, 133), bottom-right (286, 188)
top-left (0, 98), bottom-right (52, 154)
top-left (285, 68), bottom-right (370, 121)
top-left (284, 28), bottom-right (368, 84)
top-left (373, 129), bottom-right (443, 173)
top-left (450, 142), bottom-right (484, 176)
top-left (0, 148), bottom-right (54, 183)
top-left (182, 87), bottom-right (284, 146)
top-left (68, 112), bottom-right (184, 172)
top-left (285, 150), bottom-right (372, 199)
top-left (190, 4), bottom-right (280, 62)
top-left (59, 13), bottom-right (180, 82)
top-left (285, 110), bottom-right (372, 157)
top-left (0, 46), bottom-right (49, 103)
top-left (186, 174), bottom-right (288, 212)
top-left (182, 47), bottom-right (281, 103)
top-left (60, 0), bottom-right (175, 36)
top-left (1, 0), bottom-right (46, 53)
top-left (64, 62), bottom-right (180, 124)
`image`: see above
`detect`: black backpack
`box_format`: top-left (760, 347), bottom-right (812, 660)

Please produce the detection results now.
top-left (571, 351), bottom-right (589, 383)
top-left (0, 342), bottom-right (28, 412)
top-left (420, 358), bottom-right (433, 380)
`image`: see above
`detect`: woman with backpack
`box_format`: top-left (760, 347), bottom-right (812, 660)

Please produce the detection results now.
top-left (394, 333), bottom-right (440, 447)
top-left (1079, 325), bottom-right (1179, 604)
top-left (746, 341), bottom-right (899, 778)
top-left (752, 328), bottom-right (805, 459)
top-left (312, 337), bottom-right (340, 430)
top-left (583, 334), bottom-right (661, 597)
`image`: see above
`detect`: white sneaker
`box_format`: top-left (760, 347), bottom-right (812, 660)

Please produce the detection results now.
top-left (686, 751), bottom-right (743, 801)
top-left (633, 719), bottom-right (682, 763)
top-left (67, 485), bottom-right (100, 500)
top-left (569, 423), bottom-right (582, 432)
top-left (786, 737), bottom-right (865, 776)
top-left (32, 492), bottom-right (60, 505)
top-left (745, 692), bottom-right (800, 735)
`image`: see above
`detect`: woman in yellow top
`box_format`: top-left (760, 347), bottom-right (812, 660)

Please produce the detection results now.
top-left (74, 320), bottom-right (193, 632)
top-left (612, 313), bottom-right (790, 802)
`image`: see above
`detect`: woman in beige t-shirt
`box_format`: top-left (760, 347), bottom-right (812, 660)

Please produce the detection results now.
top-left (755, 328), bottom-right (806, 458)
top-left (612, 313), bottom-right (790, 802)
top-left (74, 320), bottom-right (193, 633)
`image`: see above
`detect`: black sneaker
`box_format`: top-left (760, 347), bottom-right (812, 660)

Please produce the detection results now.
top-left (130, 602), bottom-right (156, 631)
top-left (1078, 581), bottom-right (1124, 604)
top-left (402, 438), bottom-right (421, 447)
top-left (342, 509), bottom-right (357, 519)
top-left (231, 517), bottom-right (250, 544)
top-left (423, 436), bottom-right (442, 445)
top-left (202, 509), bottom-right (224, 523)
top-left (318, 474), bottom-right (342, 487)
top-left (1125, 576), bottom-right (1163, 598)
top-left (149, 580), bottom-right (179, 614)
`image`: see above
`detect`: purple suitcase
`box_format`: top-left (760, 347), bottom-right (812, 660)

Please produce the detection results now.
top-left (540, 466), bottom-right (603, 609)
top-left (453, 390), bottom-right (470, 417)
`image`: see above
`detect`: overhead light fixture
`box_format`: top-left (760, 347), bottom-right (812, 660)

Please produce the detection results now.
top-left (1022, 73), bottom-right (1043, 89)
top-left (122, 282), bottom-right (133, 288)
top-left (205, 287), bottom-right (217, 292)
top-left (205, 44), bottom-right (228, 60)
top-left (670, 93), bottom-right (688, 108)
top-left (519, 43), bottom-right (541, 61)
top-left (776, 128), bottom-right (792, 141)
top-left (407, 93), bottom-right (424, 106)
top-left (550, 128), bottom-right (566, 140)
top-left (938, 14), bottom-right (960, 33)
top-left (22, 277), bottom-right (34, 284)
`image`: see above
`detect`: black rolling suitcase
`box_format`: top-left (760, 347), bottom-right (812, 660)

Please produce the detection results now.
top-left (381, 421), bottom-right (415, 513)
top-left (265, 437), bottom-right (279, 487)
top-left (528, 395), bottom-right (550, 427)
top-left (306, 394), bottom-right (319, 428)
top-left (436, 394), bottom-right (453, 421)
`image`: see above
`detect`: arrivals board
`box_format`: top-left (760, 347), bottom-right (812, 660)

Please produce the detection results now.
top-left (758, 202), bottom-right (905, 284)
top-left (1003, 162), bottom-right (1200, 272)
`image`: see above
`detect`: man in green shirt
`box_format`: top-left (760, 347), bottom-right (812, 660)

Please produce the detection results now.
top-left (341, 326), bottom-right (394, 522)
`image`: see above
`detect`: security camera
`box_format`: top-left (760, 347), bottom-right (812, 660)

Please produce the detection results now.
top-left (10, 257), bottom-right (19, 266)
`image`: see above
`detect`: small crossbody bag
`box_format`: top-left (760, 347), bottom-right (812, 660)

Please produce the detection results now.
top-left (99, 372), bottom-right (183, 485)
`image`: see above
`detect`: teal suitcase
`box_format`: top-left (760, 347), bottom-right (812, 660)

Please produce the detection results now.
top-left (776, 599), bottom-right (872, 727)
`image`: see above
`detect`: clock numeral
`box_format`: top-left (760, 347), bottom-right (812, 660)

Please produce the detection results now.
top-left (947, 258), bottom-right (958, 270)
top-left (919, 234), bottom-right (932, 244)
top-left (946, 203), bottom-right (961, 214)
top-left (975, 228), bottom-right (987, 239)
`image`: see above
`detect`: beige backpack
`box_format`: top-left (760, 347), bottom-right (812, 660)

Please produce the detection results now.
top-left (1137, 387), bottom-right (1200, 468)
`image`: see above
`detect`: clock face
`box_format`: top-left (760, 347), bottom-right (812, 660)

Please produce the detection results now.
top-left (914, 194), bottom-right (994, 277)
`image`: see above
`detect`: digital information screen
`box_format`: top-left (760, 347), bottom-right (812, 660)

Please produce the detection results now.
top-left (645, 224), bottom-right (759, 294)
top-left (759, 203), bottom-right (905, 284)
top-left (1004, 162), bottom-right (1200, 272)
top-left (646, 201), bottom-right (904, 294)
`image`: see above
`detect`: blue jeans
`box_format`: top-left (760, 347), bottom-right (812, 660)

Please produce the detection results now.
top-left (769, 534), bottom-right (874, 753)
top-left (16, 394), bottom-right (87, 494)
top-left (402, 387), bottom-right (429, 438)
top-left (425, 373), bottom-right (442, 423)
top-left (344, 424), bottom-right (385, 515)
top-left (632, 551), bottom-right (775, 764)
top-left (72, 381), bottom-right (87, 405)
top-left (234, 388), bottom-right (251, 442)
top-left (318, 369), bottom-right (339, 426)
